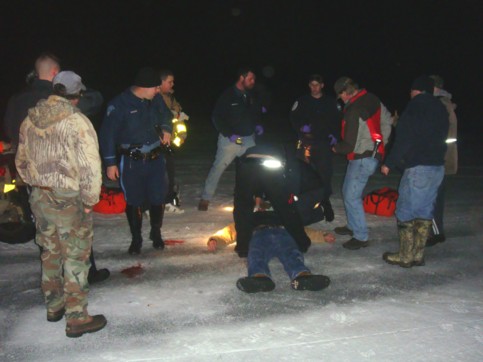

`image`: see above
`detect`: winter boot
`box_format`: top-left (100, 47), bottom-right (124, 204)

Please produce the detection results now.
top-left (125, 205), bottom-right (143, 255)
top-left (66, 314), bottom-right (107, 338)
top-left (236, 275), bottom-right (275, 293)
top-left (413, 219), bottom-right (432, 266)
top-left (149, 205), bottom-right (165, 250)
top-left (383, 220), bottom-right (415, 268)
top-left (87, 248), bottom-right (110, 284)
top-left (321, 199), bottom-right (335, 222)
top-left (291, 273), bottom-right (331, 291)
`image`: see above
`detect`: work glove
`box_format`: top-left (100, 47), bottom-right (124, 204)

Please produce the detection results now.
top-left (300, 124), bottom-right (311, 133)
top-left (255, 125), bottom-right (264, 136)
top-left (229, 134), bottom-right (241, 143)
top-left (328, 134), bottom-right (337, 146)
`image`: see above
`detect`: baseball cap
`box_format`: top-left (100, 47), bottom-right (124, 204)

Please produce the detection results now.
top-left (52, 71), bottom-right (86, 95)
top-left (334, 76), bottom-right (354, 95)
top-left (411, 76), bottom-right (434, 94)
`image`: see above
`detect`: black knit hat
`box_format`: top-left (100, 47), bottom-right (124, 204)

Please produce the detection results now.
top-left (411, 76), bottom-right (434, 94)
top-left (133, 67), bottom-right (160, 88)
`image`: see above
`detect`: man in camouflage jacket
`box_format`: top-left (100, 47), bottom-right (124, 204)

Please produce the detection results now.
top-left (15, 71), bottom-right (106, 338)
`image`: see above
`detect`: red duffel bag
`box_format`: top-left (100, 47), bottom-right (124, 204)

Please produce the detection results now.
top-left (363, 187), bottom-right (398, 217)
top-left (93, 186), bottom-right (126, 214)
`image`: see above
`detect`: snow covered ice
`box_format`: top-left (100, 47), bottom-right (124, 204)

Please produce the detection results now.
top-left (1, 123), bottom-right (482, 362)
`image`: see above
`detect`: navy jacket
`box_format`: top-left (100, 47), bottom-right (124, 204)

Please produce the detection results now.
top-left (212, 86), bottom-right (261, 137)
top-left (385, 93), bottom-right (449, 170)
top-left (290, 93), bottom-right (342, 146)
top-left (99, 89), bottom-right (171, 167)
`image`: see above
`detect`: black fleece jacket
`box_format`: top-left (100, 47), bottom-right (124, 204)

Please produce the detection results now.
top-left (385, 93), bottom-right (448, 171)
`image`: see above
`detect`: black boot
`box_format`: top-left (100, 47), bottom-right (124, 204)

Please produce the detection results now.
top-left (125, 205), bottom-right (143, 255)
top-left (88, 248), bottom-right (110, 284)
top-left (321, 199), bottom-right (335, 222)
top-left (149, 204), bottom-right (165, 250)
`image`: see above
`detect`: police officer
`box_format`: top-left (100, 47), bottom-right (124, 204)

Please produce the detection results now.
top-left (290, 74), bottom-right (342, 221)
top-left (100, 67), bottom-right (172, 255)
top-left (198, 67), bottom-right (263, 211)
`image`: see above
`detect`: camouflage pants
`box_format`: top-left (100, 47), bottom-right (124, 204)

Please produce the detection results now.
top-left (30, 188), bottom-right (93, 322)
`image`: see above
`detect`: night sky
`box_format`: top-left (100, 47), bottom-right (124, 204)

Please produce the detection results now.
top-left (1, 0), bottom-right (481, 163)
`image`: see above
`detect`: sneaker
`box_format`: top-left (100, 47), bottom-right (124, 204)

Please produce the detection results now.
top-left (334, 226), bottom-right (353, 236)
top-left (291, 274), bottom-right (331, 291)
top-left (342, 237), bottom-right (369, 250)
top-left (66, 314), bottom-right (107, 338)
top-left (426, 234), bottom-right (446, 247)
top-left (88, 268), bottom-right (110, 284)
top-left (165, 203), bottom-right (185, 214)
top-left (47, 307), bottom-right (65, 322)
top-left (198, 199), bottom-right (209, 211)
top-left (236, 276), bottom-right (275, 293)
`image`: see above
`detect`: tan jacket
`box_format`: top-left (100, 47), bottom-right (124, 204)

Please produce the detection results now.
top-left (162, 93), bottom-right (182, 116)
top-left (208, 222), bottom-right (331, 248)
top-left (15, 95), bottom-right (102, 206)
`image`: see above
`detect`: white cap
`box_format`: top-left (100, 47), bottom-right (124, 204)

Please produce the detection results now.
top-left (53, 71), bottom-right (86, 95)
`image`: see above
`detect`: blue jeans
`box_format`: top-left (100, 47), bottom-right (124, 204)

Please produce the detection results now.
top-left (396, 165), bottom-right (444, 222)
top-left (247, 228), bottom-right (310, 281)
top-left (201, 133), bottom-right (255, 201)
top-left (342, 158), bottom-right (379, 241)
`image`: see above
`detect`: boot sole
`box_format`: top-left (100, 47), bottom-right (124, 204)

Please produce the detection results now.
top-left (343, 242), bottom-right (368, 250)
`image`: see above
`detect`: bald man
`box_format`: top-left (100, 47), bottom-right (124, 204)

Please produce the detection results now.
top-left (4, 52), bottom-right (61, 145)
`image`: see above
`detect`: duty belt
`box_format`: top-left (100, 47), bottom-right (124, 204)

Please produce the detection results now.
top-left (120, 147), bottom-right (163, 161)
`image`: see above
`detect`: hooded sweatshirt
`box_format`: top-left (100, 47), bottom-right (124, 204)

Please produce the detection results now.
top-left (15, 95), bottom-right (102, 207)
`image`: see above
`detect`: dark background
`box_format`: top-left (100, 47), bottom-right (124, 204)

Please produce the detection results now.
top-left (1, 0), bottom-right (481, 165)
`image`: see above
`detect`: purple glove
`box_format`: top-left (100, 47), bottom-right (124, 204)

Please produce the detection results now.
top-left (255, 125), bottom-right (264, 136)
top-left (300, 124), bottom-right (311, 133)
top-left (328, 134), bottom-right (337, 146)
top-left (261, 106), bottom-right (268, 114)
top-left (229, 134), bottom-right (241, 143)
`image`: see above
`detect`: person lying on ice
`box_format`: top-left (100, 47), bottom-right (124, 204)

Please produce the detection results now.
top-left (207, 219), bottom-right (335, 252)
top-left (208, 144), bottom-right (336, 252)
top-left (233, 145), bottom-right (331, 293)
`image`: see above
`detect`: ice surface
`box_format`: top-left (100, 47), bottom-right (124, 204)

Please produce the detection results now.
top-left (1, 124), bottom-right (482, 362)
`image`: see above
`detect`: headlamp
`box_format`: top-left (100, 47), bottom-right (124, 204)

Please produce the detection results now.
top-left (445, 138), bottom-right (457, 144)
top-left (261, 159), bottom-right (283, 169)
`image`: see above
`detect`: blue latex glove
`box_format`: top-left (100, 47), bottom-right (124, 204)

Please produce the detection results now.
top-left (328, 134), bottom-right (337, 146)
top-left (229, 134), bottom-right (241, 143)
top-left (300, 124), bottom-right (311, 133)
top-left (255, 125), bottom-right (264, 136)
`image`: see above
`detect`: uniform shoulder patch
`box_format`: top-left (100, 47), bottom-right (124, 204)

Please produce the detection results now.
top-left (291, 101), bottom-right (298, 111)
top-left (106, 105), bottom-right (116, 116)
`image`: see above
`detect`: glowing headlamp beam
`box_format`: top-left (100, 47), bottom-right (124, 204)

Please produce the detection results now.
top-left (261, 159), bottom-right (283, 169)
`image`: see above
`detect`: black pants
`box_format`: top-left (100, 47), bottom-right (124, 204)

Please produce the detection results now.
top-left (164, 153), bottom-right (176, 203)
